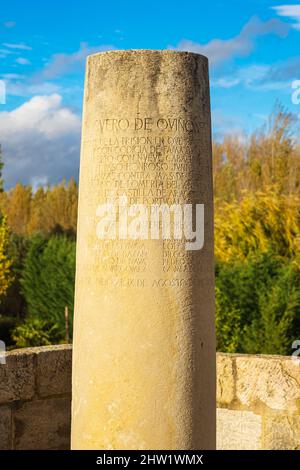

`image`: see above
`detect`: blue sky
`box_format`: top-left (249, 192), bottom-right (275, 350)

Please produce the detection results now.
top-left (0, 0), bottom-right (300, 188)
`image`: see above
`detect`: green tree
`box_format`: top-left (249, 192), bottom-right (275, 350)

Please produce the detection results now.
top-left (0, 233), bottom-right (29, 320)
top-left (0, 216), bottom-right (13, 299)
top-left (216, 252), bottom-right (300, 355)
top-left (18, 235), bottom-right (75, 343)
top-left (243, 261), bottom-right (300, 354)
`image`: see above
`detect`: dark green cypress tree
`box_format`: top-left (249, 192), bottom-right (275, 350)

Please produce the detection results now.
top-left (19, 235), bottom-right (76, 341)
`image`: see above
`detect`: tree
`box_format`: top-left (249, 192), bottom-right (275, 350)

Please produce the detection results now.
top-left (213, 106), bottom-right (300, 201)
top-left (215, 190), bottom-right (300, 263)
top-left (19, 235), bottom-right (75, 342)
top-left (27, 187), bottom-right (47, 234)
top-left (243, 261), bottom-right (300, 354)
top-left (216, 252), bottom-right (300, 355)
top-left (0, 233), bottom-right (30, 318)
top-left (4, 183), bottom-right (32, 235)
top-left (66, 177), bottom-right (78, 235)
top-left (0, 216), bottom-right (13, 300)
top-left (248, 104), bottom-right (297, 194)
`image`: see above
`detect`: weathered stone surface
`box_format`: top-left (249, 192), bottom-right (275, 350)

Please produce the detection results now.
top-left (0, 349), bottom-right (35, 403)
top-left (72, 50), bottom-right (215, 450)
top-left (0, 344), bottom-right (299, 450)
top-left (0, 405), bottom-right (12, 450)
top-left (235, 355), bottom-right (300, 411)
top-left (262, 412), bottom-right (300, 450)
top-left (217, 353), bottom-right (235, 406)
top-left (36, 344), bottom-right (72, 397)
top-left (13, 398), bottom-right (71, 450)
top-left (217, 408), bottom-right (262, 450)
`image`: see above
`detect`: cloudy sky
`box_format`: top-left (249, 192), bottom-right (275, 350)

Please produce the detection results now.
top-left (0, 0), bottom-right (300, 188)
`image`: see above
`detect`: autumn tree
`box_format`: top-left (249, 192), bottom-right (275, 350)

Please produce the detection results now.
top-left (4, 183), bottom-right (32, 235)
top-left (213, 105), bottom-right (300, 201)
top-left (215, 190), bottom-right (300, 263)
top-left (27, 187), bottom-right (46, 234)
top-left (0, 216), bottom-right (13, 299)
top-left (0, 179), bottom-right (78, 237)
top-left (248, 105), bottom-right (298, 194)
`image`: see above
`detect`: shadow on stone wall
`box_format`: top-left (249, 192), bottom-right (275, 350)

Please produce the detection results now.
top-left (0, 346), bottom-right (300, 449)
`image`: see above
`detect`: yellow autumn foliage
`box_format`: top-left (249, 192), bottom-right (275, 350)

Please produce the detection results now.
top-left (0, 216), bottom-right (13, 298)
top-left (215, 188), bottom-right (300, 262)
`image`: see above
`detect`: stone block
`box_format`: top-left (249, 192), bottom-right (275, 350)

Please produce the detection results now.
top-left (217, 353), bottom-right (235, 406)
top-left (13, 398), bottom-right (71, 450)
top-left (0, 405), bottom-right (12, 450)
top-left (217, 408), bottom-right (262, 450)
top-left (36, 345), bottom-right (72, 397)
top-left (235, 355), bottom-right (300, 411)
top-left (263, 412), bottom-right (300, 450)
top-left (0, 349), bottom-right (35, 403)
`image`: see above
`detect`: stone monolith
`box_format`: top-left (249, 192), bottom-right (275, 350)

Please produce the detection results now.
top-left (72, 50), bottom-right (215, 450)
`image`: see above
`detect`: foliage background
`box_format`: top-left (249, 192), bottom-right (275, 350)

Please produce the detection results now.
top-left (0, 107), bottom-right (299, 353)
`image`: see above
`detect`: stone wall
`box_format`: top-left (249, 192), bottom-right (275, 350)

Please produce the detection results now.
top-left (0, 346), bottom-right (299, 449)
top-left (0, 345), bottom-right (72, 450)
top-left (217, 353), bottom-right (300, 449)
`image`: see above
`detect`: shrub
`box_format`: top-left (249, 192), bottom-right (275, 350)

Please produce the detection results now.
top-left (0, 216), bottom-right (13, 300)
top-left (20, 235), bottom-right (75, 341)
top-left (216, 252), bottom-right (300, 355)
top-left (12, 317), bottom-right (62, 348)
top-left (215, 191), bottom-right (300, 263)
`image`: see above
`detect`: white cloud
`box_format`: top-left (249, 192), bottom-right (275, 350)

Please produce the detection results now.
top-left (214, 65), bottom-right (269, 88)
top-left (212, 109), bottom-right (246, 141)
top-left (0, 48), bottom-right (18, 58)
top-left (0, 73), bottom-right (24, 80)
top-left (211, 77), bottom-right (240, 88)
top-left (257, 56), bottom-right (300, 84)
top-left (2, 76), bottom-right (60, 98)
top-left (2, 42), bottom-right (115, 102)
top-left (212, 64), bottom-right (291, 91)
top-left (31, 176), bottom-right (49, 192)
top-left (3, 42), bottom-right (32, 50)
top-left (36, 42), bottom-right (115, 81)
top-left (273, 5), bottom-right (300, 30)
top-left (15, 57), bottom-right (31, 65)
top-left (172, 16), bottom-right (289, 65)
top-left (0, 94), bottom-right (81, 188)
